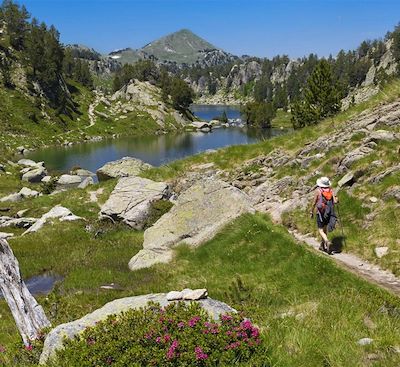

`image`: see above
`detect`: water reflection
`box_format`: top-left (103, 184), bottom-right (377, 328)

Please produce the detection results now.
top-left (28, 127), bottom-right (288, 173)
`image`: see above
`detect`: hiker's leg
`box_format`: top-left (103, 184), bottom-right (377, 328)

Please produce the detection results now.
top-left (318, 227), bottom-right (329, 244)
top-left (323, 225), bottom-right (332, 253)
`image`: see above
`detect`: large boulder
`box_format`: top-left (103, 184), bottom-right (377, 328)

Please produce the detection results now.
top-left (128, 179), bottom-right (255, 271)
top-left (56, 174), bottom-right (82, 190)
top-left (39, 292), bottom-right (236, 365)
top-left (100, 177), bottom-right (168, 229)
top-left (96, 157), bottom-right (152, 181)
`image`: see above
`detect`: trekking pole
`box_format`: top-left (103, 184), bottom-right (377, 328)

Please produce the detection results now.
top-left (336, 203), bottom-right (347, 249)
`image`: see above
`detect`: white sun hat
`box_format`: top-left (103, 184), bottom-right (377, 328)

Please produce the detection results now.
top-left (316, 176), bottom-right (331, 188)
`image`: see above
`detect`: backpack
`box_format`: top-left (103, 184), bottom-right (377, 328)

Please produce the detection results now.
top-left (317, 188), bottom-right (334, 218)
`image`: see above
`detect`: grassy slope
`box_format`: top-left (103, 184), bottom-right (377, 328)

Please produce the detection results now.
top-left (0, 192), bottom-right (399, 366)
top-left (142, 78), bottom-right (400, 276)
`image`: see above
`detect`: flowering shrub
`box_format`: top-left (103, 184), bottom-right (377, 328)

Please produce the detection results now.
top-left (50, 302), bottom-right (263, 366)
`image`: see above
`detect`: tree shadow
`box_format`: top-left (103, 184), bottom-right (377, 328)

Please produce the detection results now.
top-left (330, 236), bottom-right (345, 253)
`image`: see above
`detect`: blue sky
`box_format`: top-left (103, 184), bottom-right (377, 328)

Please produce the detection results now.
top-left (19, 0), bottom-right (400, 58)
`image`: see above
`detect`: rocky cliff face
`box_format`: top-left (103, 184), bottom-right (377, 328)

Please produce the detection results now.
top-left (106, 79), bottom-right (190, 129)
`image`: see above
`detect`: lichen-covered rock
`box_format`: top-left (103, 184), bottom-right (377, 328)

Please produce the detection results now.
top-left (96, 157), bottom-right (152, 181)
top-left (100, 177), bottom-right (168, 229)
top-left (39, 293), bottom-right (236, 364)
top-left (128, 178), bottom-right (254, 270)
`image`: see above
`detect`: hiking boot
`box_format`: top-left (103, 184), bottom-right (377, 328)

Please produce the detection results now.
top-left (326, 241), bottom-right (333, 255)
top-left (319, 241), bottom-right (327, 252)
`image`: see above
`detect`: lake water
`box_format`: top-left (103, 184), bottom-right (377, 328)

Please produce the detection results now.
top-left (191, 104), bottom-right (242, 121)
top-left (28, 105), bottom-right (288, 173)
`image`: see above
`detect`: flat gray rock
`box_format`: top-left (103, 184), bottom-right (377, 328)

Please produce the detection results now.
top-left (100, 177), bottom-right (168, 229)
top-left (97, 157), bottom-right (152, 181)
top-left (129, 178), bottom-right (255, 271)
top-left (39, 293), bottom-right (236, 365)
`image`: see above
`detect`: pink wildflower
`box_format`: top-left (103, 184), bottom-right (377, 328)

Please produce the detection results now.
top-left (241, 320), bottom-right (253, 330)
top-left (188, 316), bottom-right (201, 327)
top-left (0, 345), bottom-right (6, 353)
top-left (25, 345), bottom-right (33, 351)
top-left (166, 340), bottom-right (179, 360)
top-left (177, 321), bottom-right (185, 329)
top-left (221, 314), bottom-right (233, 322)
top-left (164, 334), bottom-right (171, 343)
top-left (251, 327), bottom-right (260, 338)
top-left (155, 336), bottom-right (162, 343)
top-left (194, 346), bottom-right (208, 360)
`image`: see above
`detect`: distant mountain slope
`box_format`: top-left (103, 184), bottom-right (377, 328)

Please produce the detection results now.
top-left (108, 29), bottom-right (236, 66)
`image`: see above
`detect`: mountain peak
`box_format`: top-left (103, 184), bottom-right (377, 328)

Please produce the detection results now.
top-left (141, 29), bottom-right (218, 64)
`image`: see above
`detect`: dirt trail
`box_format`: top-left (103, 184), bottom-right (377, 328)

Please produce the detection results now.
top-left (87, 91), bottom-right (103, 129)
top-left (289, 229), bottom-right (400, 296)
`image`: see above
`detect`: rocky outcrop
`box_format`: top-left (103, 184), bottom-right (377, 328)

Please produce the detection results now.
top-left (109, 79), bottom-right (190, 128)
top-left (39, 290), bottom-right (236, 364)
top-left (128, 178), bottom-right (254, 271)
top-left (100, 177), bottom-right (168, 229)
top-left (96, 157), bottom-right (152, 181)
top-left (23, 206), bottom-right (82, 235)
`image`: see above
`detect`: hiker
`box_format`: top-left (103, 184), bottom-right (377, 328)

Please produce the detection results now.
top-left (310, 176), bottom-right (338, 254)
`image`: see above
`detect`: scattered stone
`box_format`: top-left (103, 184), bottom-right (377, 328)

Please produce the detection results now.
top-left (41, 176), bottom-right (52, 184)
top-left (39, 292), bottom-right (236, 364)
top-left (0, 193), bottom-right (22, 203)
top-left (100, 177), bottom-right (168, 229)
top-left (97, 157), bottom-right (152, 181)
top-left (374, 246), bottom-right (389, 258)
top-left (78, 177), bottom-right (94, 189)
top-left (338, 172), bottom-right (355, 188)
top-left (358, 338), bottom-right (374, 346)
top-left (23, 206), bottom-right (82, 235)
top-left (16, 209), bottom-right (29, 218)
top-left (17, 159), bottom-right (39, 168)
top-left (369, 196), bottom-right (378, 203)
top-left (71, 169), bottom-right (95, 177)
top-left (129, 178), bottom-right (254, 271)
top-left (0, 217), bottom-right (36, 229)
top-left (22, 167), bottom-right (47, 183)
top-left (182, 288), bottom-right (208, 301)
top-left (19, 187), bottom-right (39, 199)
top-left (57, 175), bottom-right (82, 187)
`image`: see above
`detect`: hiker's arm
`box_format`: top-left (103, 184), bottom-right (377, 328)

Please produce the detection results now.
top-left (333, 191), bottom-right (339, 204)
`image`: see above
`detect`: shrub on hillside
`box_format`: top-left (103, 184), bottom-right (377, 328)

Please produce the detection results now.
top-left (49, 302), bottom-right (263, 367)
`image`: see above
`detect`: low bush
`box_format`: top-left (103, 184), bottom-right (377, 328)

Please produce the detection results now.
top-left (50, 302), bottom-right (264, 366)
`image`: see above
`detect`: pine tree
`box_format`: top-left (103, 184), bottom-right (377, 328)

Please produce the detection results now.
top-left (291, 60), bottom-right (341, 128)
